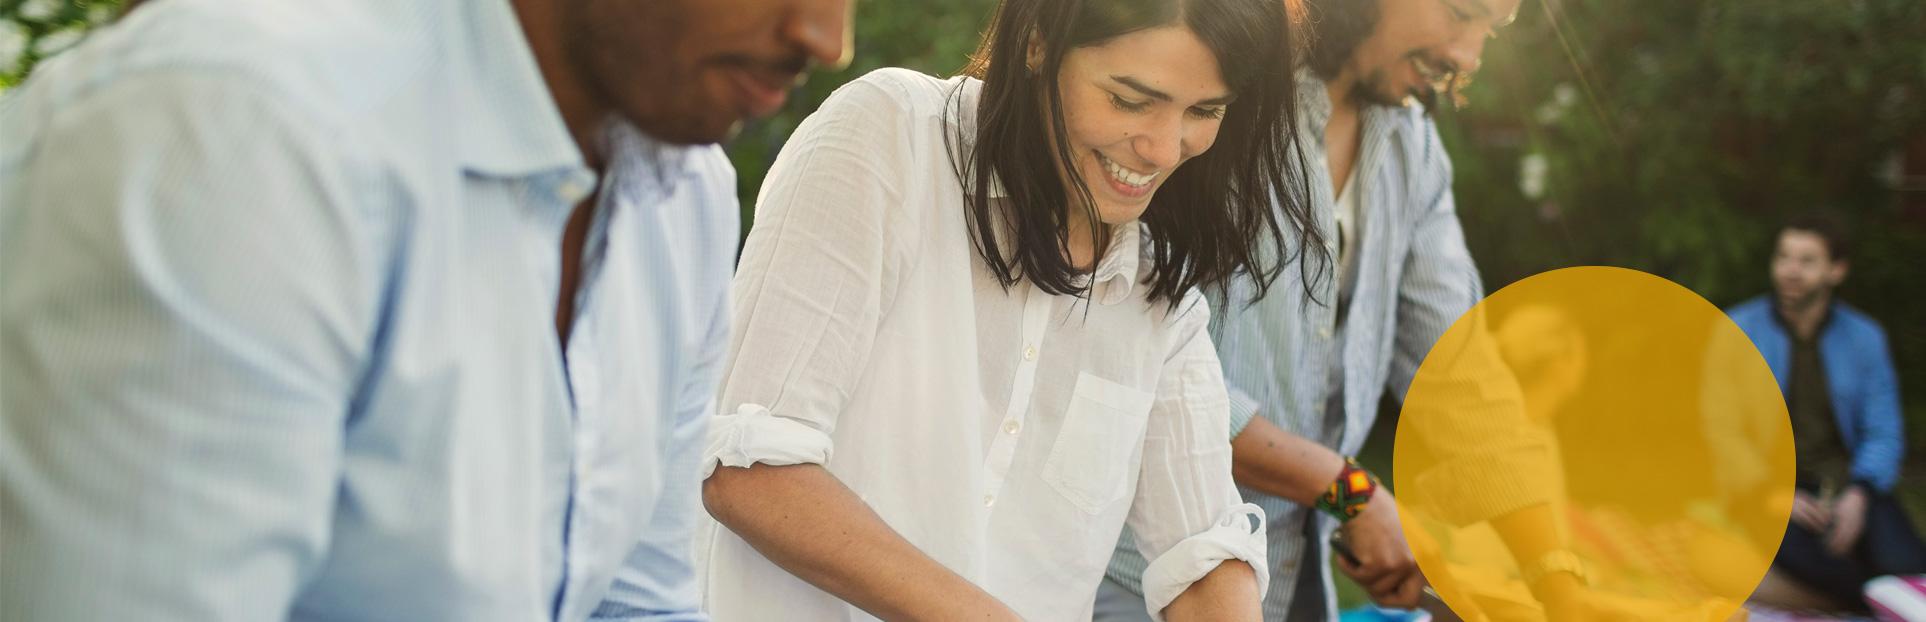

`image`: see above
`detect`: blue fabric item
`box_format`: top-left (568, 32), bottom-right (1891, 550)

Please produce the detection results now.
top-left (1727, 296), bottom-right (1906, 493)
top-left (1339, 606), bottom-right (1434, 622)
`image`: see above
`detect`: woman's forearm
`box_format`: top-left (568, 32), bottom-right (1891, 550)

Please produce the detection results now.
top-left (1161, 560), bottom-right (1261, 622)
top-left (702, 463), bottom-right (1020, 621)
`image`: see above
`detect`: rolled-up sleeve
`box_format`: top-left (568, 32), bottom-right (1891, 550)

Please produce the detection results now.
top-left (1127, 293), bottom-right (1270, 620)
top-left (701, 73), bottom-right (922, 478)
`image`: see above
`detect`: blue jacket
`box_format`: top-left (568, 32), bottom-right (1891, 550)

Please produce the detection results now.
top-left (1728, 296), bottom-right (1906, 492)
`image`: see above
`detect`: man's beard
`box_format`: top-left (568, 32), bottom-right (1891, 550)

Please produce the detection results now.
top-left (1353, 55), bottom-right (1463, 113)
top-left (1776, 286), bottom-right (1830, 313)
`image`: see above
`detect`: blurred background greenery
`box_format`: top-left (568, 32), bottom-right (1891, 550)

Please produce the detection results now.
top-left (7, 0), bottom-right (1926, 608)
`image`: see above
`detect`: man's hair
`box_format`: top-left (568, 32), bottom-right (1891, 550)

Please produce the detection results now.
top-left (1781, 213), bottom-right (1853, 263)
top-left (1302, 0), bottom-right (1381, 81)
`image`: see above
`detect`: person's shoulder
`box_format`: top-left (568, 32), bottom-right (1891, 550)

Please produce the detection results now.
top-left (1724, 296), bottom-right (1776, 330)
top-left (1726, 296), bottom-right (1773, 318)
top-left (822, 67), bottom-right (970, 125)
top-left (7, 0), bottom-right (424, 129)
top-left (1829, 301), bottom-right (1890, 344)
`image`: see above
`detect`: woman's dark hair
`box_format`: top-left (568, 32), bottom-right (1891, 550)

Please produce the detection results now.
top-left (951, 0), bottom-right (1326, 309)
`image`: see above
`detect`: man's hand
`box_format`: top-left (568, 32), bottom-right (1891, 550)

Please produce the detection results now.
top-left (1826, 487), bottom-right (1869, 557)
top-left (1790, 490), bottom-right (1831, 533)
top-left (1335, 492), bottom-right (1424, 608)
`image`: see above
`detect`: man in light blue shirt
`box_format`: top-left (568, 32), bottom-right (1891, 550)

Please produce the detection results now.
top-left (0, 0), bottom-right (850, 620)
top-left (1102, 0), bottom-right (1589, 620)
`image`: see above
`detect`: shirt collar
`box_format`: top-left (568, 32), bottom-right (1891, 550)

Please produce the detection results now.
top-left (600, 120), bottom-right (696, 205)
top-left (1296, 68), bottom-right (1411, 143)
top-left (1090, 222), bottom-right (1144, 305)
top-left (1298, 68), bottom-right (1336, 137)
top-left (450, 0), bottom-right (586, 178)
top-left (1770, 295), bottom-right (1837, 341)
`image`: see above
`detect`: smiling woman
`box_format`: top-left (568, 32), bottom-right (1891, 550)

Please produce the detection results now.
top-left (696, 0), bottom-right (1318, 620)
top-left (958, 0), bottom-right (1323, 306)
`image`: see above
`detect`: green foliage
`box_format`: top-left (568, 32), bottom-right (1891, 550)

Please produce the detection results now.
top-left (1443, 0), bottom-right (1926, 452)
top-left (0, 0), bottom-right (116, 90)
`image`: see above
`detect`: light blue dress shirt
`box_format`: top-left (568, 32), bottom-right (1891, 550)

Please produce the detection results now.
top-left (1107, 71), bottom-right (1552, 620)
top-left (0, 1), bottom-right (735, 621)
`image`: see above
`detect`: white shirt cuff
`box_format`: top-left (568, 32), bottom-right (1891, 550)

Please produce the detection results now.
top-left (1140, 503), bottom-right (1270, 621)
top-left (700, 403), bottom-right (834, 479)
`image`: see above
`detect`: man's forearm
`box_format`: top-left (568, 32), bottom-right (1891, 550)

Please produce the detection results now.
top-left (1230, 416), bottom-right (1347, 505)
top-left (701, 463), bottom-right (1017, 621)
top-left (1161, 560), bottom-right (1261, 622)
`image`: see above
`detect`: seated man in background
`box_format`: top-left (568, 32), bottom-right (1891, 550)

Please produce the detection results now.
top-left (1727, 216), bottom-right (1926, 611)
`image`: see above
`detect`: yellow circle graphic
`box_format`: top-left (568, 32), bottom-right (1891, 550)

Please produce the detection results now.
top-left (1393, 266), bottom-right (1794, 621)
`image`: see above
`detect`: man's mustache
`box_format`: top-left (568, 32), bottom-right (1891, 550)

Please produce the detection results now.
top-left (717, 53), bottom-right (814, 86)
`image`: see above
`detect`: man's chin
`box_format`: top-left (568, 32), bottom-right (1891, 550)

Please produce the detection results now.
top-left (634, 116), bottom-right (741, 146)
top-left (1351, 79), bottom-right (1409, 108)
top-left (1776, 291), bottom-right (1820, 310)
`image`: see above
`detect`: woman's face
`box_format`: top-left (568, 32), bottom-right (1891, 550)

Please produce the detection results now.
top-left (1052, 26), bottom-right (1232, 226)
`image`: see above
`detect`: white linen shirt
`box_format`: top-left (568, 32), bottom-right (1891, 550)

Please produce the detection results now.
top-left (695, 68), bottom-right (1266, 621)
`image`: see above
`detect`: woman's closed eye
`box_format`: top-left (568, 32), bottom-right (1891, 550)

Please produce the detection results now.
top-left (1188, 106), bottom-right (1226, 120)
top-left (1108, 92), bottom-right (1151, 113)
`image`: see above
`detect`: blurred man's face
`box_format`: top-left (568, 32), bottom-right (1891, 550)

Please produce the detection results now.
top-left (1344, 0), bottom-right (1519, 107)
top-left (569, 0), bottom-right (853, 144)
top-left (1771, 229), bottom-right (1848, 311)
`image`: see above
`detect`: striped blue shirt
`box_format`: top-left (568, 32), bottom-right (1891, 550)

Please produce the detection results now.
top-left (0, 1), bottom-right (735, 620)
top-left (1107, 71), bottom-right (1552, 620)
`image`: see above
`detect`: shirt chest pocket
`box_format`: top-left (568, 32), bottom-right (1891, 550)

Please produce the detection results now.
top-left (1041, 372), bottom-right (1156, 515)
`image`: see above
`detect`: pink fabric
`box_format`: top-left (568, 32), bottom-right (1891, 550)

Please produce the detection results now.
top-left (1867, 575), bottom-right (1926, 622)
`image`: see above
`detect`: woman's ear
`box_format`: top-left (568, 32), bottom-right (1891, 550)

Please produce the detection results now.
top-left (1025, 31), bottom-right (1044, 74)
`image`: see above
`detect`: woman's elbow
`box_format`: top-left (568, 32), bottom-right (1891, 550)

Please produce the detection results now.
top-left (702, 465), bottom-right (754, 524)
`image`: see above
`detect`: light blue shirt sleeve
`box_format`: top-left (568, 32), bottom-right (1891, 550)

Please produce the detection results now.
top-left (0, 69), bottom-right (379, 621)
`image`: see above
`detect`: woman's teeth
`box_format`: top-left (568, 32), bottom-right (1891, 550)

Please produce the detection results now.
top-left (1100, 154), bottom-right (1158, 188)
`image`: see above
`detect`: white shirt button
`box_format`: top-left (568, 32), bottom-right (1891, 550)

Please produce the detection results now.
top-left (1022, 345), bottom-right (1037, 361)
top-left (555, 171), bottom-right (597, 204)
top-left (1003, 419), bottom-right (1021, 435)
top-left (983, 494), bottom-right (996, 507)
top-left (1318, 327), bottom-right (1333, 339)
